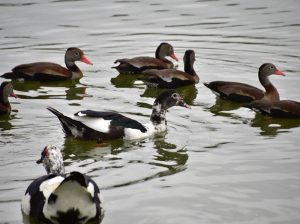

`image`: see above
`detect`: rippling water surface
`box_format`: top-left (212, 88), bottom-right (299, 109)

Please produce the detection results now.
top-left (1, 0), bottom-right (300, 223)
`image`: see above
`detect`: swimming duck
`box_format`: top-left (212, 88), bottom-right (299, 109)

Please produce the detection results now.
top-left (47, 90), bottom-right (190, 142)
top-left (2, 47), bottom-right (92, 81)
top-left (0, 81), bottom-right (17, 115)
top-left (112, 42), bottom-right (178, 74)
top-left (139, 50), bottom-right (199, 88)
top-left (246, 97), bottom-right (300, 118)
top-left (204, 63), bottom-right (285, 103)
top-left (21, 145), bottom-right (104, 224)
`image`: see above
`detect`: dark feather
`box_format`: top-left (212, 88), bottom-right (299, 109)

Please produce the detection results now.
top-left (75, 110), bottom-right (147, 133)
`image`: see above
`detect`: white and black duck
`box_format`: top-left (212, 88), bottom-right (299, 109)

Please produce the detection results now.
top-left (47, 90), bottom-right (190, 142)
top-left (21, 145), bottom-right (104, 224)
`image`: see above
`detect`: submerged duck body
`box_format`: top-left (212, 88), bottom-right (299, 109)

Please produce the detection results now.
top-left (2, 47), bottom-right (92, 81)
top-left (21, 145), bottom-right (104, 224)
top-left (247, 98), bottom-right (300, 118)
top-left (47, 90), bottom-right (190, 142)
top-left (113, 42), bottom-right (178, 74)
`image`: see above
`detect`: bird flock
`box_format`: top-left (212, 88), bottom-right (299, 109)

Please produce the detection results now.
top-left (1, 42), bottom-right (300, 224)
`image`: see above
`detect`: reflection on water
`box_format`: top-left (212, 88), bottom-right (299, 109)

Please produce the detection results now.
top-left (251, 113), bottom-right (300, 136)
top-left (110, 73), bottom-right (139, 88)
top-left (11, 79), bottom-right (88, 100)
top-left (208, 97), bottom-right (245, 115)
top-left (0, 116), bottom-right (13, 131)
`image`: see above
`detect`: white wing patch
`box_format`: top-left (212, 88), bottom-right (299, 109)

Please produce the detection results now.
top-left (87, 182), bottom-right (95, 198)
top-left (39, 176), bottom-right (64, 199)
top-left (21, 193), bottom-right (31, 215)
top-left (124, 122), bottom-right (155, 140)
top-left (159, 75), bottom-right (173, 83)
top-left (74, 116), bottom-right (111, 133)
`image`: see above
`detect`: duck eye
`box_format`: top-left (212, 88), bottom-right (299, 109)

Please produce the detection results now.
top-left (270, 66), bottom-right (274, 69)
top-left (75, 52), bottom-right (79, 56)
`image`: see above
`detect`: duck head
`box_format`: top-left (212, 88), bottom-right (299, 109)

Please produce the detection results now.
top-left (154, 90), bottom-right (191, 110)
top-left (155, 42), bottom-right (178, 61)
top-left (36, 145), bottom-right (65, 175)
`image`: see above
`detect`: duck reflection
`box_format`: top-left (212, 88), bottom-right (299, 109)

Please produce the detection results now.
top-left (0, 116), bottom-right (13, 131)
top-left (208, 97), bottom-right (245, 115)
top-left (110, 73), bottom-right (140, 88)
top-left (250, 113), bottom-right (300, 136)
top-left (11, 79), bottom-right (87, 100)
top-left (151, 133), bottom-right (188, 175)
top-left (0, 113), bottom-right (17, 131)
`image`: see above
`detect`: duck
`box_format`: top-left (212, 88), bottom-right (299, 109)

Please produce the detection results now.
top-left (246, 97), bottom-right (300, 118)
top-left (112, 42), bottom-right (179, 74)
top-left (21, 145), bottom-right (104, 224)
top-left (1, 47), bottom-right (92, 81)
top-left (139, 50), bottom-right (199, 88)
top-left (0, 81), bottom-right (17, 115)
top-left (204, 63), bottom-right (285, 103)
top-left (47, 90), bottom-right (190, 142)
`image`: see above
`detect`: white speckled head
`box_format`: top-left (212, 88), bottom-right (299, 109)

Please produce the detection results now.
top-left (36, 145), bottom-right (65, 175)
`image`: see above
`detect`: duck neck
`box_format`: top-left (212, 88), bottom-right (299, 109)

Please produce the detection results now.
top-left (65, 57), bottom-right (82, 79)
top-left (0, 89), bottom-right (9, 105)
top-left (45, 159), bottom-right (65, 175)
top-left (150, 103), bottom-right (167, 127)
top-left (259, 74), bottom-right (280, 102)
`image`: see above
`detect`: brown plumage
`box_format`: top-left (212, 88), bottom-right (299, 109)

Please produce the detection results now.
top-left (1, 47), bottom-right (92, 81)
top-left (204, 63), bottom-right (284, 103)
top-left (112, 42), bottom-right (178, 74)
top-left (0, 82), bottom-right (17, 114)
top-left (247, 97), bottom-right (300, 118)
top-left (140, 50), bottom-right (199, 88)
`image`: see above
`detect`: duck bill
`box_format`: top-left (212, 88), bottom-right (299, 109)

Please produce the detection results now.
top-left (170, 53), bottom-right (179, 61)
top-left (274, 68), bottom-right (285, 76)
top-left (10, 92), bottom-right (17, 98)
top-left (36, 157), bottom-right (43, 164)
top-left (80, 55), bottom-right (93, 65)
top-left (177, 100), bottom-right (191, 109)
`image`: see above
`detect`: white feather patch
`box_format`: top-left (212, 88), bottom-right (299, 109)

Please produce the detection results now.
top-left (43, 181), bottom-right (97, 222)
top-left (74, 116), bottom-right (111, 133)
top-left (87, 182), bottom-right (95, 198)
top-left (123, 122), bottom-right (165, 140)
top-left (39, 176), bottom-right (64, 199)
top-left (159, 75), bottom-right (173, 83)
top-left (21, 193), bottom-right (31, 215)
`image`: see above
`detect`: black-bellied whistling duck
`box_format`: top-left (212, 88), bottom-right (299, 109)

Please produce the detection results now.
top-left (247, 98), bottom-right (300, 118)
top-left (21, 145), bottom-right (104, 224)
top-left (112, 42), bottom-right (179, 74)
top-left (2, 47), bottom-right (92, 81)
top-left (139, 50), bottom-right (199, 88)
top-left (204, 63), bottom-right (285, 103)
top-left (47, 90), bottom-right (190, 142)
top-left (0, 82), bottom-right (17, 115)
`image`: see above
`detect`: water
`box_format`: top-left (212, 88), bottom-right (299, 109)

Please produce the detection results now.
top-left (1, 0), bottom-right (300, 223)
